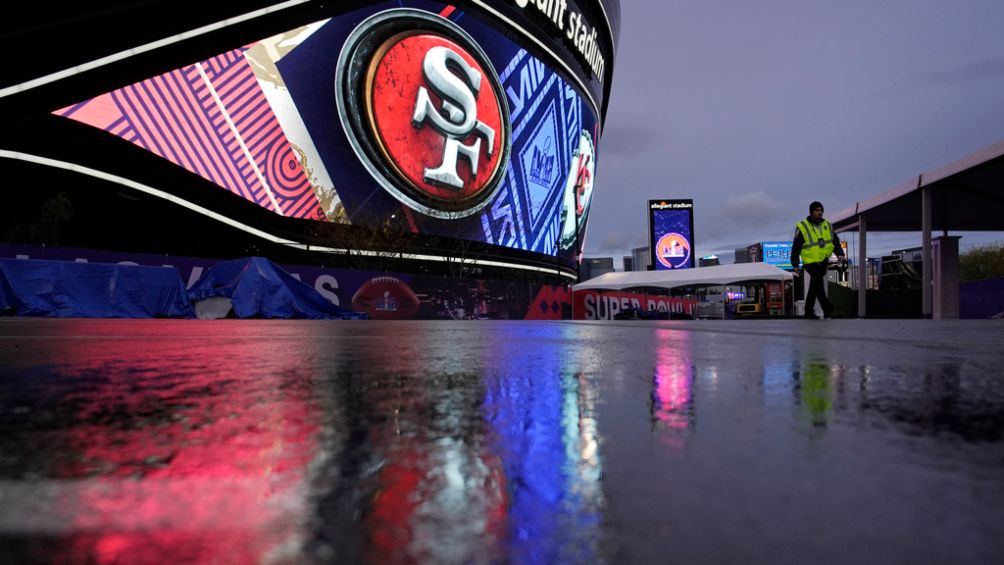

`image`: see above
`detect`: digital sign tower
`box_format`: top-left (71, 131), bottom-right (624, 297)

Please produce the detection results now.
top-left (648, 199), bottom-right (695, 270)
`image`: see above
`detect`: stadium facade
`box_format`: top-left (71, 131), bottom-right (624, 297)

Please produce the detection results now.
top-left (0, 1), bottom-right (619, 319)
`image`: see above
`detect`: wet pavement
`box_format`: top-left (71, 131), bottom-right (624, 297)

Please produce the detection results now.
top-left (0, 318), bottom-right (1002, 564)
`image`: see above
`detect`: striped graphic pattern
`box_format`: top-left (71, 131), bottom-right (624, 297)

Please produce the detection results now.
top-left (57, 49), bottom-right (324, 220)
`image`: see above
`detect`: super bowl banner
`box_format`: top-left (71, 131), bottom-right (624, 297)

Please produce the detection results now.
top-left (573, 289), bottom-right (696, 320)
top-left (54, 2), bottom-right (598, 266)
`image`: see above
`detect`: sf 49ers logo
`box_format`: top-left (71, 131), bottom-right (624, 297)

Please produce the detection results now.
top-left (412, 46), bottom-right (496, 189)
top-left (336, 9), bottom-right (511, 219)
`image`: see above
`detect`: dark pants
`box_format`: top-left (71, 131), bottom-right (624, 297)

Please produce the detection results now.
top-left (804, 261), bottom-right (832, 317)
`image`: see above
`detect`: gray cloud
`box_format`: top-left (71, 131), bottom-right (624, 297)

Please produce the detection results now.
top-left (926, 57), bottom-right (1004, 84)
top-left (597, 118), bottom-right (670, 158)
top-left (583, 1), bottom-right (1004, 265)
top-left (708, 190), bottom-right (784, 229)
top-left (887, 57), bottom-right (1004, 94)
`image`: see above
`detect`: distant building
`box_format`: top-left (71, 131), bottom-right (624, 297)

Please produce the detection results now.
top-left (632, 246), bottom-right (652, 271)
top-left (623, 256), bottom-right (633, 272)
top-left (737, 242), bottom-right (795, 270)
top-left (892, 246), bottom-right (923, 263)
top-left (699, 255), bottom-right (720, 267)
top-left (581, 257), bottom-right (615, 280)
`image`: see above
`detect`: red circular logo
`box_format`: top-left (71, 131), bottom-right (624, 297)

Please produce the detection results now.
top-left (336, 10), bottom-right (511, 218)
top-left (368, 33), bottom-right (505, 205)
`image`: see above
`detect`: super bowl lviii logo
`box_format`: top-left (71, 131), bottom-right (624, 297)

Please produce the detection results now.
top-left (656, 232), bottom-right (691, 269)
top-left (335, 9), bottom-right (511, 219)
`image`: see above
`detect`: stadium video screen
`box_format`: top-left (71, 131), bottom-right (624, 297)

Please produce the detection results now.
top-left (648, 199), bottom-right (695, 270)
top-left (55, 1), bottom-right (600, 263)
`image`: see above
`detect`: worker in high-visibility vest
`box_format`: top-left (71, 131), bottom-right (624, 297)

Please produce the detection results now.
top-left (790, 201), bottom-right (846, 319)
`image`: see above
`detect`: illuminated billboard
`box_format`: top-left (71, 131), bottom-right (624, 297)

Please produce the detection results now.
top-left (54, 3), bottom-right (599, 263)
top-left (648, 199), bottom-right (695, 270)
top-left (761, 241), bottom-right (794, 271)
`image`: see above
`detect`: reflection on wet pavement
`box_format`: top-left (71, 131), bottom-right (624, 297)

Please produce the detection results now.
top-left (651, 329), bottom-right (693, 448)
top-left (0, 319), bottom-right (1003, 563)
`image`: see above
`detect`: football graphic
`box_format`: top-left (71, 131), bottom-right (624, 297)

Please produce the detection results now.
top-left (351, 276), bottom-right (421, 320)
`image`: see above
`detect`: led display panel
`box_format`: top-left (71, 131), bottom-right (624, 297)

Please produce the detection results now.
top-left (761, 241), bottom-right (794, 270)
top-left (54, 1), bottom-right (599, 262)
top-left (648, 199), bottom-right (695, 270)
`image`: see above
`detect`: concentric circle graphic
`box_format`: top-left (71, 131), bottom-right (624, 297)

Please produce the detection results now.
top-left (265, 141), bottom-right (308, 200)
top-left (656, 232), bottom-right (691, 269)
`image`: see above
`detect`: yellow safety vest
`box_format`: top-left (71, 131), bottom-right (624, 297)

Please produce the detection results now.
top-left (796, 219), bottom-right (834, 264)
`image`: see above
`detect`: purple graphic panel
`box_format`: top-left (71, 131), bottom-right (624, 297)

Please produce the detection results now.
top-left (56, 49), bottom-right (325, 221)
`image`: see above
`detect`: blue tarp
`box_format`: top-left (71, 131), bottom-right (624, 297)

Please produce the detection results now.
top-left (188, 257), bottom-right (367, 319)
top-left (0, 258), bottom-right (195, 318)
top-left (0, 268), bottom-right (16, 313)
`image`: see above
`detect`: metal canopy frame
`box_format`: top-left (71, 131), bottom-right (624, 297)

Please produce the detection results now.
top-left (829, 139), bottom-right (1004, 317)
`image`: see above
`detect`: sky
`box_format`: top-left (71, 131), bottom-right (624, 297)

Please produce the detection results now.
top-left (586, 0), bottom-right (1004, 268)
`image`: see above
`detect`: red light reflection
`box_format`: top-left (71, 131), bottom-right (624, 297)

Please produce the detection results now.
top-left (365, 437), bottom-right (508, 564)
top-left (652, 329), bottom-right (694, 447)
top-left (35, 321), bottom-right (322, 563)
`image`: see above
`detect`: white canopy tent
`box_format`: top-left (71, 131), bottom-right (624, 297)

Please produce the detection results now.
top-left (573, 262), bottom-right (794, 292)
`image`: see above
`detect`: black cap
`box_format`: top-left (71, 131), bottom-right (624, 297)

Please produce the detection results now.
top-left (809, 201), bottom-right (823, 212)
